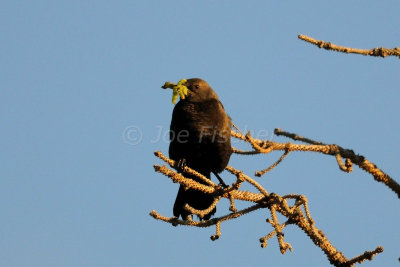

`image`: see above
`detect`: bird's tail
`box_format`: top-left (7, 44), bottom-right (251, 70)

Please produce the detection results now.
top-left (173, 171), bottom-right (216, 220)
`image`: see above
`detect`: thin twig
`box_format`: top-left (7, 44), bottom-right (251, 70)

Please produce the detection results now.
top-left (298, 34), bottom-right (400, 59)
top-left (255, 149), bottom-right (290, 177)
top-left (346, 246), bottom-right (384, 265)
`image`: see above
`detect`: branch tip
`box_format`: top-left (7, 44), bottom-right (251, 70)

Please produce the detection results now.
top-left (298, 34), bottom-right (400, 59)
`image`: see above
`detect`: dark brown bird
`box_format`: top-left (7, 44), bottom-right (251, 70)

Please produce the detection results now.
top-left (169, 78), bottom-right (232, 220)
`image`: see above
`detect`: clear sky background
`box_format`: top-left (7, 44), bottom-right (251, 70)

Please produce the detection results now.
top-left (1, 1), bottom-right (399, 266)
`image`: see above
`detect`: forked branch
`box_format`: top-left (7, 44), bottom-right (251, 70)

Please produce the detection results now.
top-left (151, 127), bottom-right (399, 266)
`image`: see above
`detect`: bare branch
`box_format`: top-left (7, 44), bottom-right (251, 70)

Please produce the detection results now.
top-left (233, 128), bottom-right (400, 198)
top-left (272, 129), bottom-right (400, 198)
top-left (255, 149), bottom-right (290, 177)
top-left (298, 34), bottom-right (400, 59)
top-left (347, 246), bottom-right (384, 266)
top-left (151, 125), bottom-right (395, 266)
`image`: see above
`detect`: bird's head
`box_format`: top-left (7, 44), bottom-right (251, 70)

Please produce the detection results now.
top-left (183, 78), bottom-right (219, 102)
top-left (162, 78), bottom-right (219, 104)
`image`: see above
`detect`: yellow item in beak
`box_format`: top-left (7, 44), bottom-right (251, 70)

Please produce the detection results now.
top-left (161, 79), bottom-right (188, 104)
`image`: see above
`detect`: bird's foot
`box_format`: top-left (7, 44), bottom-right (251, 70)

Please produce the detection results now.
top-left (213, 172), bottom-right (228, 188)
top-left (171, 216), bottom-right (179, 227)
top-left (214, 184), bottom-right (227, 197)
top-left (219, 182), bottom-right (228, 189)
top-left (176, 158), bottom-right (187, 173)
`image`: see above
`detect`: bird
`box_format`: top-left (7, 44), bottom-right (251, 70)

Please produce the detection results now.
top-left (168, 78), bottom-right (232, 220)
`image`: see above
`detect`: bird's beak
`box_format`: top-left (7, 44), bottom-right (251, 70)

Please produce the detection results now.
top-left (183, 82), bottom-right (192, 97)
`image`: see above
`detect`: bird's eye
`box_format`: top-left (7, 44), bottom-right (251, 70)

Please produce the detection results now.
top-left (194, 85), bottom-right (199, 89)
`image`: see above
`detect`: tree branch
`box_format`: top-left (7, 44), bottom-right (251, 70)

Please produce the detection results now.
top-left (298, 34), bottom-right (400, 59)
top-left (150, 126), bottom-right (398, 266)
top-left (272, 128), bottom-right (400, 198)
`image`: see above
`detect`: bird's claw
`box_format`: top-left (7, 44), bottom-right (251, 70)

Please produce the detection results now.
top-left (219, 182), bottom-right (228, 189)
top-left (213, 172), bottom-right (228, 189)
top-left (171, 216), bottom-right (179, 227)
top-left (215, 184), bottom-right (228, 196)
top-left (176, 158), bottom-right (187, 173)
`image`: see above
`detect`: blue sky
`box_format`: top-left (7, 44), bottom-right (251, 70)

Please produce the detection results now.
top-left (1, 1), bottom-right (399, 266)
